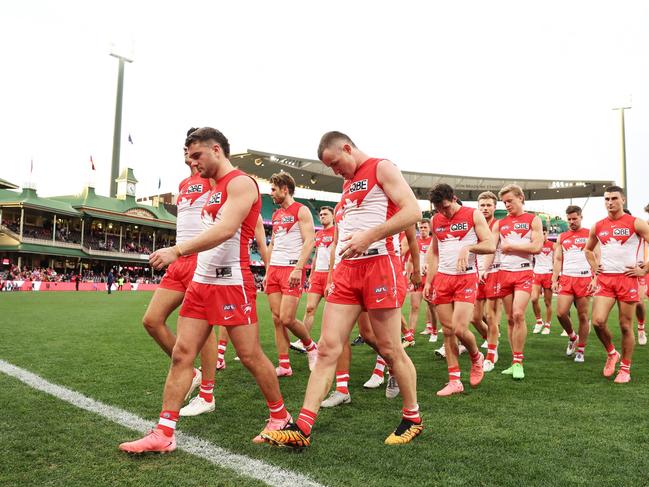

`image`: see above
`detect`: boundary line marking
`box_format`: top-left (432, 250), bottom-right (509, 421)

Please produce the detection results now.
top-left (0, 359), bottom-right (325, 487)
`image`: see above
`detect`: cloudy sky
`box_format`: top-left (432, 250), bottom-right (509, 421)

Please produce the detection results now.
top-left (1, 0), bottom-right (647, 224)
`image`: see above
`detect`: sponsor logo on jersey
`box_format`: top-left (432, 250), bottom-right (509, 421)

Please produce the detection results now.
top-left (348, 179), bottom-right (368, 193)
top-left (612, 228), bottom-right (631, 237)
top-left (514, 223), bottom-right (529, 230)
top-left (223, 304), bottom-right (236, 311)
top-left (208, 192), bottom-right (222, 205)
top-left (281, 216), bottom-right (295, 224)
top-left (186, 184), bottom-right (204, 194)
top-left (450, 222), bottom-right (468, 232)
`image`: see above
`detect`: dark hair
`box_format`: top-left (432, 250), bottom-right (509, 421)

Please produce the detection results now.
top-left (319, 206), bottom-right (334, 215)
top-left (565, 205), bottom-right (582, 215)
top-left (429, 184), bottom-right (455, 206)
top-left (270, 172), bottom-right (296, 195)
top-left (419, 218), bottom-right (431, 224)
top-left (644, 203), bottom-right (649, 214)
top-left (317, 131), bottom-right (356, 160)
top-left (186, 127), bottom-right (199, 137)
top-left (623, 208), bottom-right (632, 215)
top-left (185, 127), bottom-right (230, 158)
top-left (604, 185), bottom-right (625, 196)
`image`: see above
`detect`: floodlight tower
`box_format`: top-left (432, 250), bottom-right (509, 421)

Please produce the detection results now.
top-left (109, 48), bottom-right (133, 198)
top-left (612, 105), bottom-right (631, 208)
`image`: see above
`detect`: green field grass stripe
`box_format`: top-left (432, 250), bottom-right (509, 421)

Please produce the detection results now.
top-left (0, 358), bottom-right (326, 487)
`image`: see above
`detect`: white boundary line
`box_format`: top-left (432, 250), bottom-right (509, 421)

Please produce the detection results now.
top-left (0, 359), bottom-right (325, 487)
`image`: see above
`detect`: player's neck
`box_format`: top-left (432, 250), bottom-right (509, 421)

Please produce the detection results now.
top-left (280, 195), bottom-right (295, 209)
top-left (213, 159), bottom-right (235, 181)
top-left (485, 216), bottom-right (494, 225)
top-left (508, 208), bottom-right (524, 217)
top-left (322, 223), bottom-right (333, 230)
top-left (607, 210), bottom-right (625, 220)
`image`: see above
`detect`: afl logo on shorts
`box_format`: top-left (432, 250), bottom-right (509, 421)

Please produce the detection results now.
top-left (374, 285), bottom-right (387, 294)
top-left (514, 223), bottom-right (529, 230)
top-left (187, 184), bottom-right (203, 194)
top-left (349, 179), bottom-right (368, 193)
top-left (208, 192), bottom-right (222, 205)
top-left (450, 222), bottom-right (468, 232)
top-left (612, 228), bottom-right (630, 237)
top-left (223, 304), bottom-right (236, 311)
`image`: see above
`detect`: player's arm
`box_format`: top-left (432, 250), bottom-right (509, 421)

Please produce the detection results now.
top-left (501, 216), bottom-right (544, 254)
top-left (150, 176), bottom-right (258, 270)
top-left (584, 224), bottom-right (600, 292)
top-left (625, 219), bottom-right (649, 277)
top-left (423, 233), bottom-right (439, 300)
top-left (339, 160), bottom-right (420, 259)
top-left (405, 224), bottom-right (421, 287)
top-left (480, 220), bottom-right (500, 277)
top-left (551, 240), bottom-right (562, 292)
top-left (254, 214), bottom-right (270, 267)
top-left (289, 206), bottom-right (316, 287)
top-left (326, 226), bottom-right (338, 295)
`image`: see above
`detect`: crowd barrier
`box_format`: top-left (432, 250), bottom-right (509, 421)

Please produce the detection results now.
top-left (1, 281), bottom-right (159, 292)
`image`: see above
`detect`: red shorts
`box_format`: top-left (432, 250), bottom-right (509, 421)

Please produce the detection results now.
top-left (595, 274), bottom-right (640, 303)
top-left (308, 271), bottom-right (329, 296)
top-left (431, 272), bottom-right (479, 305)
top-left (180, 280), bottom-right (257, 326)
top-left (159, 254), bottom-right (198, 292)
top-left (499, 270), bottom-right (533, 296)
top-left (558, 275), bottom-right (592, 298)
top-left (533, 273), bottom-right (553, 289)
top-left (265, 265), bottom-right (305, 297)
top-left (484, 271), bottom-right (503, 299)
top-left (327, 255), bottom-right (406, 310)
top-left (476, 279), bottom-right (487, 300)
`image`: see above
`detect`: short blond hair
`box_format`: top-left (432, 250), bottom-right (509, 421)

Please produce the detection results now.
top-left (477, 191), bottom-right (498, 204)
top-left (498, 184), bottom-right (524, 201)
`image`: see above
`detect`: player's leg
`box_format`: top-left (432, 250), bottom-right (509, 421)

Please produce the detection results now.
top-left (636, 284), bottom-right (647, 345)
top-left (142, 288), bottom-right (185, 356)
top-left (541, 287), bottom-right (553, 333)
top-left (302, 292), bottom-right (323, 334)
top-left (531, 284), bottom-right (543, 333)
top-left (321, 339), bottom-right (352, 408)
top-left (572, 296), bottom-right (590, 361)
top-left (614, 301), bottom-right (636, 383)
top-left (483, 297), bottom-right (502, 371)
top-left (268, 292), bottom-right (292, 375)
top-left (453, 301), bottom-right (484, 387)
top-left (181, 327), bottom-right (218, 417)
top-left (407, 290), bottom-right (422, 339)
top-left (216, 326), bottom-right (228, 370)
top-left (556, 294), bottom-right (578, 356)
top-left (279, 294), bottom-right (318, 370)
top-left (501, 290), bottom-right (530, 379)
top-left (360, 311), bottom-right (389, 389)
top-left (591, 296), bottom-right (618, 377)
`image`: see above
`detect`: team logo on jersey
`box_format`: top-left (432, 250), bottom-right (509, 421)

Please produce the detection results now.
top-left (322, 236), bottom-right (334, 243)
top-left (435, 226), bottom-right (446, 233)
top-left (574, 237), bottom-right (587, 244)
top-left (223, 304), bottom-right (236, 311)
top-left (501, 225), bottom-right (510, 231)
top-left (208, 192), bottom-right (222, 205)
top-left (450, 222), bottom-right (468, 232)
top-left (612, 228), bottom-right (630, 237)
top-left (348, 179), bottom-right (368, 193)
top-left (186, 184), bottom-right (204, 194)
top-left (514, 223), bottom-right (529, 230)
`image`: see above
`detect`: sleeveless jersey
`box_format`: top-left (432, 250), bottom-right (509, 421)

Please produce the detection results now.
top-left (594, 214), bottom-right (642, 274)
top-left (432, 206), bottom-right (478, 276)
top-left (534, 240), bottom-right (554, 274)
top-left (176, 173), bottom-right (212, 245)
top-left (335, 158), bottom-right (398, 261)
top-left (193, 170), bottom-right (260, 285)
top-left (498, 212), bottom-right (536, 272)
top-left (270, 202), bottom-right (304, 266)
top-left (558, 228), bottom-right (591, 277)
top-left (313, 226), bottom-right (335, 272)
top-left (417, 235), bottom-right (432, 273)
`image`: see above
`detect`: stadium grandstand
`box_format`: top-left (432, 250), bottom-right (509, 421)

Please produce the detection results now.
top-left (1, 149), bottom-right (614, 287)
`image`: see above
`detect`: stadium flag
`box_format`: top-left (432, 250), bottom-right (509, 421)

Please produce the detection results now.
top-left (90, 155), bottom-right (96, 171)
top-left (158, 177), bottom-right (161, 190)
top-left (128, 133), bottom-right (133, 144)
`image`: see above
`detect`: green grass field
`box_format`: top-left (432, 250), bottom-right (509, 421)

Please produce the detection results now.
top-left (1, 291), bottom-right (647, 486)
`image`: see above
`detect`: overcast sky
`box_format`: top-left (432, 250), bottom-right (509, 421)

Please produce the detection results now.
top-left (1, 1), bottom-right (647, 225)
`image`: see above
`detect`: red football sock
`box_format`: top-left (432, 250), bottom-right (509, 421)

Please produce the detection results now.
top-left (267, 398), bottom-right (289, 420)
top-left (335, 370), bottom-right (350, 394)
top-left (157, 410), bottom-right (179, 437)
top-left (296, 408), bottom-right (317, 435)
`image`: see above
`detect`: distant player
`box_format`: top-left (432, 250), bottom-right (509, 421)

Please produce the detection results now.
top-left (266, 172), bottom-right (318, 376)
top-left (552, 205), bottom-right (593, 362)
top-left (531, 228), bottom-right (554, 335)
top-left (483, 184), bottom-right (543, 380)
top-left (424, 184), bottom-right (495, 396)
top-left (585, 187), bottom-right (649, 383)
top-left (119, 127), bottom-right (292, 453)
top-left (263, 131), bottom-right (422, 447)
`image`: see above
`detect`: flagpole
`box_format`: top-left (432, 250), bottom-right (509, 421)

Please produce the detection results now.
top-left (109, 51), bottom-right (133, 198)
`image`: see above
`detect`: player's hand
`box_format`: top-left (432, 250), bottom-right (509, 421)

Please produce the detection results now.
top-left (411, 269), bottom-right (422, 288)
top-left (587, 277), bottom-right (598, 295)
top-left (456, 246), bottom-right (470, 272)
top-left (624, 265), bottom-right (645, 277)
top-left (423, 279), bottom-right (433, 301)
top-left (500, 242), bottom-right (512, 254)
top-left (262, 274), bottom-right (267, 291)
top-left (478, 271), bottom-right (486, 284)
top-left (288, 268), bottom-right (302, 288)
top-left (338, 231), bottom-right (372, 259)
top-left (596, 264), bottom-right (603, 275)
top-left (149, 247), bottom-right (178, 270)
top-left (551, 280), bottom-right (560, 294)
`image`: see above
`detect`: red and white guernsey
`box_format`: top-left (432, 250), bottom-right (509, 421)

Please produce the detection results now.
top-left (176, 173), bottom-right (212, 245)
top-left (193, 170), bottom-right (261, 285)
top-left (270, 202), bottom-right (304, 266)
top-left (417, 235), bottom-right (432, 274)
top-left (432, 206), bottom-right (478, 276)
top-left (498, 212), bottom-right (535, 272)
top-left (595, 214), bottom-right (642, 274)
top-left (313, 226), bottom-right (335, 272)
top-left (559, 228), bottom-right (591, 277)
top-left (534, 240), bottom-right (554, 274)
top-left (335, 158), bottom-right (398, 261)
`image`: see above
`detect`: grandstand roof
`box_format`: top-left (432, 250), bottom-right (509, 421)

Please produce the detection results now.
top-left (0, 177), bottom-right (18, 190)
top-left (232, 149), bottom-right (615, 201)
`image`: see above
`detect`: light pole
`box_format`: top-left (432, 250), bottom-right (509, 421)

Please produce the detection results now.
top-left (612, 105), bottom-right (631, 208)
top-left (109, 51), bottom-right (133, 198)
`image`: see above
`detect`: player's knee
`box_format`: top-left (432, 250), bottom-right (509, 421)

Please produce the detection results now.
top-left (591, 317), bottom-right (606, 328)
top-left (305, 304), bottom-right (316, 317)
top-left (315, 340), bottom-right (341, 364)
top-left (236, 349), bottom-right (257, 368)
top-left (512, 310), bottom-right (525, 323)
top-left (170, 343), bottom-right (193, 367)
top-left (278, 315), bottom-right (294, 328)
top-left (441, 324), bottom-right (454, 337)
top-left (142, 313), bottom-right (162, 333)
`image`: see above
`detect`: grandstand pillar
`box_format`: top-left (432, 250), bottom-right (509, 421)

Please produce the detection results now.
top-left (19, 207), bottom-right (24, 238)
top-left (80, 219), bottom-right (85, 246)
top-left (52, 214), bottom-right (57, 243)
top-left (119, 225), bottom-right (123, 252)
top-left (152, 231), bottom-right (156, 251)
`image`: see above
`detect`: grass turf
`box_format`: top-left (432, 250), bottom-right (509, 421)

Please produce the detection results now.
top-left (0, 291), bottom-right (647, 486)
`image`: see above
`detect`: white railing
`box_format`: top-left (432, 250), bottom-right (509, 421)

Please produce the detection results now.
top-left (22, 237), bottom-right (83, 250)
top-left (0, 224), bottom-right (21, 240)
top-left (83, 246), bottom-right (149, 260)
